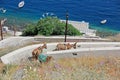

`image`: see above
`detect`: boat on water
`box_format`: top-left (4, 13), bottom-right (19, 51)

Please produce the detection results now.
top-left (0, 8), bottom-right (7, 13)
top-left (18, 1), bottom-right (25, 8)
top-left (100, 19), bottom-right (107, 24)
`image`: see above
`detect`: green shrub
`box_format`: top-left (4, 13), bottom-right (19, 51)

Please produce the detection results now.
top-left (22, 17), bottom-right (81, 36)
top-left (67, 24), bottom-right (81, 36)
top-left (52, 22), bottom-right (65, 35)
top-left (22, 24), bottom-right (37, 36)
top-left (37, 17), bottom-right (59, 36)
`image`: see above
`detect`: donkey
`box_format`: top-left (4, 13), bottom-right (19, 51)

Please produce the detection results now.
top-left (56, 42), bottom-right (77, 50)
top-left (56, 43), bottom-right (67, 50)
top-left (32, 43), bottom-right (47, 60)
top-left (66, 42), bottom-right (77, 49)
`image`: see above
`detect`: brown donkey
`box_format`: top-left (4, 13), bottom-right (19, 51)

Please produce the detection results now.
top-left (32, 43), bottom-right (47, 60)
top-left (56, 42), bottom-right (77, 50)
top-left (66, 42), bottom-right (77, 49)
top-left (56, 43), bottom-right (67, 50)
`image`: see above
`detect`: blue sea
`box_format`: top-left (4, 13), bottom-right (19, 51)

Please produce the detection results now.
top-left (0, 0), bottom-right (120, 32)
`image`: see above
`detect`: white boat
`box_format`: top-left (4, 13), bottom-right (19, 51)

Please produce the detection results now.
top-left (2, 9), bottom-right (6, 13)
top-left (100, 19), bottom-right (107, 24)
top-left (18, 1), bottom-right (25, 8)
top-left (42, 14), bottom-right (45, 17)
top-left (46, 12), bottom-right (49, 16)
top-left (0, 8), bottom-right (7, 13)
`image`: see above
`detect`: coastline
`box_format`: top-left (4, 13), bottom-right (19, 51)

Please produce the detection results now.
top-left (89, 24), bottom-right (120, 37)
top-left (1, 13), bottom-right (120, 33)
top-left (90, 24), bottom-right (120, 33)
top-left (0, 0), bottom-right (120, 34)
top-left (66, 20), bottom-right (120, 33)
top-left (1, 17), bottom-right (120, 38)
top-left (1, 15), bottom-right (120, 33)
top-left (67, 20), bottom-right (120, 38)
top-left (61, 20), bottom-right (96, 37)
top-left (61, 20), bottom-right (120, 38)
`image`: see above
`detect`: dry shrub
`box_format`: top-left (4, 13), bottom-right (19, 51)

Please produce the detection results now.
top-left (0, 55), bottom-right (119, 80)
top-left (50, 55), bottom-right (120, 80)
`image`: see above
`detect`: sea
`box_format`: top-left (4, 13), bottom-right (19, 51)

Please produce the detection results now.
top-left (0, 0), bottom-right (120, 32)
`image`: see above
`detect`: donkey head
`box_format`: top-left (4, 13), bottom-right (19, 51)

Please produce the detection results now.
top-left (73, 42), bottom-right (77, 49)
top-left (42, 42), bottom-right (47, 49)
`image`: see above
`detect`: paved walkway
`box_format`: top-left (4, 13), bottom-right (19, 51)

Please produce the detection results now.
top-left (1, 42), bottom-right (120, 64)
top-left (0, 37), bottom-right (34, 48)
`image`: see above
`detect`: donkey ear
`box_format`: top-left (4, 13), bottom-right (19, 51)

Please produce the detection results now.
top-left (74, 42), bottom-right (77, 44)
top-left (74, 42), bottom-right (77, 46)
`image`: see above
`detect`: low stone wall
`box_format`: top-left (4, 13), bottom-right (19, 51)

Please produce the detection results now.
top-left (34, 37), bottom-right (110, 42)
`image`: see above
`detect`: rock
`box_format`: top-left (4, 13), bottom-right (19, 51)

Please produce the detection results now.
top-left (12, 68), bottom-right (25, 80)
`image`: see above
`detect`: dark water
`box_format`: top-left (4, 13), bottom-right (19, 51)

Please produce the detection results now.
top-left (0, 0), bottom-right (120, 32)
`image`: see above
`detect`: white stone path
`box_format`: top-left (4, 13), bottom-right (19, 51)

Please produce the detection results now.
top-left (1, 42), bottom-right (120, 64)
